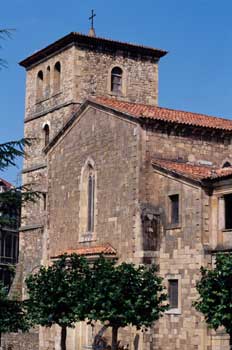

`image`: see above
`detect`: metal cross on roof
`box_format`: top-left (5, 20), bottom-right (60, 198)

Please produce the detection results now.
top-left (89, 9), bottom-right (96, 30)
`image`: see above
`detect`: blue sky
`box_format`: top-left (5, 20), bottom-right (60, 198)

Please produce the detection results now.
top-left (1, 0), bottom-right (232, 184)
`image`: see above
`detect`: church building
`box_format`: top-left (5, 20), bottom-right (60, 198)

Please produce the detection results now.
top-left (4, 26), bottom-right (232, 350)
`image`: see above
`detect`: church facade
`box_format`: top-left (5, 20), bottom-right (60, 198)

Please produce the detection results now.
top-left (4, 31), bottom-right (232, 350)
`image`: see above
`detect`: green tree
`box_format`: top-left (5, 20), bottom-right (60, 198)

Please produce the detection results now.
top-left (0, 138), bottom-right (39, 347)
top-left (194, 253), bottom-right (232, 349)
top-left (88, 257), bottom-right (168, 350)
top-left (0, 28), bottom-right (39, 347)
top-left (0, 139), bottom-right (39, 226)
top-left (0, 28), bottom-right (14, 68)
top-left (0, 282), bottom-right (29, 348)
top-left (25, 254), bottom-right (90, 350)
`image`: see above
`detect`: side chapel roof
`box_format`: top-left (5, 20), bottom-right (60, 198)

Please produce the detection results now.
top-left (53, 243), bottom-right (117, 258)
top-left (151, 158), bottom-right (232, 183)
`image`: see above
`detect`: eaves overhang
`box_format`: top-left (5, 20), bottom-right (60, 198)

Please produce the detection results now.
top-left (19, 32), bottom-right (168, 69)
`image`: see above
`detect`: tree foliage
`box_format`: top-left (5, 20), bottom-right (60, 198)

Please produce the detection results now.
top-left (0, 139), bottom-right (30, 171)
top-left (0, 139), bottom-right (40, 227)
top-left (0, 184), bottom-right (40, 227)
top-left (0, 28), bottom-right (39, 345)
top-left (25, 255), bottom-right (167, 350)
top-left (0, 282), bottom-right (29, 346)
top-left (194, 253), bottom-right (232, 347)
top-left (88, 257), bottom-right (168, 350)
top-left (25, 254), bottom-right (91, 350)
top-left (0, 28), bottom-right (14, 68)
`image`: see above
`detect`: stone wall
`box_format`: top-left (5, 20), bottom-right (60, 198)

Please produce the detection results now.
top-left (138, 124), bottom-right (232, 349)
top-left (47, 107), bottom-right (139, 262)
top-left (146, 124), bottom-right (232, 167)
top-left (74, 46), bottom-right (158, 106)
top-left (23, 104), bottom-right (75, 170)
top-left (25, 46), bottom-right (77, 117)
top-left (2, 330), bottom-right (39, 350)
top-left (146, 171), bottom-right (207, 350)
top-left (25, 42), bottom-right (158, 121)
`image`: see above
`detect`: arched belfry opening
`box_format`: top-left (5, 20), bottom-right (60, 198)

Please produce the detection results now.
top-left (54, 61), bottom-right (61, 93)
top-left (111, 67), bottom-right (123, 94)
top-left (45, 66), bottom-right (51, 96)
top-left (36, 70), bottom-right (44, 101)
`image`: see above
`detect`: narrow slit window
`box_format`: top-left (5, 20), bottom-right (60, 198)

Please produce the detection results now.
top-left (87, 174), bottom-right (95, 232)
top-left (168, 279), bottom-right (178, 309)
top-left (170, 194), bottom-right (179, 225)
top-left (224, 194), bottom-right (232, 230)
top-left (111, 67), bottom-right (122, 94)
top-left (44, 124), bottom-right (50, 147)
top-left (42, 193), bottom-right (47, 211)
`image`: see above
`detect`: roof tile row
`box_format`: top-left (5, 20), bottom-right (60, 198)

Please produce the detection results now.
top-left (58, 243), bottom-right (117, 257)
top-left (152, 158), bottom-right (232, 182)
top-left (93, 96), bottom-right (232, 132)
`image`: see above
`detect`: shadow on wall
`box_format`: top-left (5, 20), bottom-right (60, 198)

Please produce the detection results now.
top-left (133, 334), bottom-right (139, 350)
top-left (141, 203), bottom-right (162, 252)
top-left (3, 345), bottom-right (13, 350)
top-left (92, 325), bottom-right (138, 350)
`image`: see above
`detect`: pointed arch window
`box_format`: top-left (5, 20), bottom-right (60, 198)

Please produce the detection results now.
top-left (87, 170), bottom-right (95, 232)
top-left (54, 61), bottom-right (61, 93)
top-left (79, 160), bottom-right (96, 239)
top-left (36, 70), bottom-right (44, 101)
top-left (111, 67), bottom-right (123, 94)
top-left (43, 124), bottom-right (50, 147)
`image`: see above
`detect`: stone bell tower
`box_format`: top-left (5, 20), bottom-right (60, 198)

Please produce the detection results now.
top-left (18, 31), bottom-right (167, 293)
top-left (4, 29), bottom-right (166, 349)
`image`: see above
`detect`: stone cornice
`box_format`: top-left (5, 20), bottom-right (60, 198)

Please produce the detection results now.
top-left (25, 101), bottom-right (80, 123)
top-left (19, 224), bottom-right (44, 232)
top-left (22, 163), bottom-right (47, 174)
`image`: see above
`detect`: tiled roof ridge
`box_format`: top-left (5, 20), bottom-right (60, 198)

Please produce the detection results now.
top-left (72, 31), bottom-right (168, 54)
top-left (153, 157), bottom-right (216, 168)
top-left (92, 96), bottom-right (232, 130)
top-left (0, 178), bottom-right (13, 189)
top-left (151, 157), bottom-right (232, 182)
top-left (54, 243), bottom-right (117, 258)
top-left (44, 96), bottom-right (232, 156)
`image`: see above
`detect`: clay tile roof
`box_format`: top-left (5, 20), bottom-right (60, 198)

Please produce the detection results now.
top-left (151, 158), bottom-right (232, 182)
top-left (0, 178), bottom-right (13, 189)
top-left (92, 96), bottom-right (232, 132)
top-left (58, 243), bottom-right (117, 257)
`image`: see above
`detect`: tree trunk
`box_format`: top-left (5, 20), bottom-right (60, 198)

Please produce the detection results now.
top-left (112, 326), bottom-right (119, 350)
top-left (60, 326), bottom-right (67, 350)
top-left (0, 332), bottom-right (2, 350)
top-left (230, 332), bottom-right (232, 350)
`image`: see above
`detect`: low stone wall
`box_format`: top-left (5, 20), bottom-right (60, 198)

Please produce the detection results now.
top-left (2, 330), bottom-right (39, 350)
